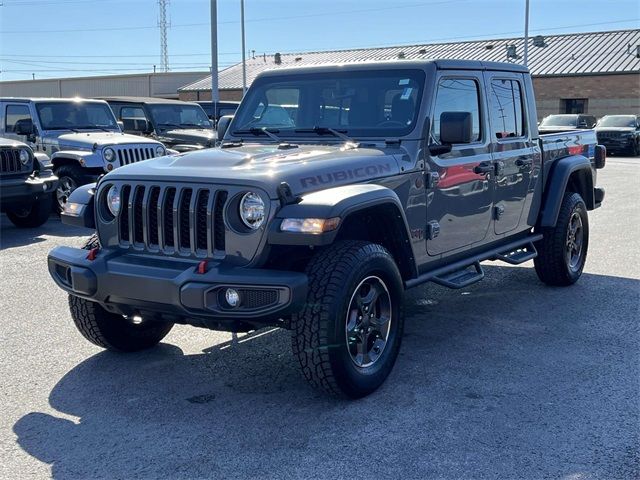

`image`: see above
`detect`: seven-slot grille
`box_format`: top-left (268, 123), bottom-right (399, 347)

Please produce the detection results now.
top-left (116, 183), bottom-right (228, 258)
top-left (0, 147), bottom-right (25, 174)
top-left (597, 132), bottom-right (622, 139)
top-left (115, 145), bottom-right (157, 166)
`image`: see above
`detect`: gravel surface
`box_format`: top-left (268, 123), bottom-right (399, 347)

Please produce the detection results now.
top-left (0, 157), bottom-right (638, 479)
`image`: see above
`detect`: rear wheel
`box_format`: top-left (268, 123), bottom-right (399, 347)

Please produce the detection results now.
top-left (534, 192), bottom-right (589, 286)
top-left (6, 195), bottom-right (52, 228)
top-left (291, 241), bottom-right (404, 398)
top-left (54, 164), bottom-right (83, 213)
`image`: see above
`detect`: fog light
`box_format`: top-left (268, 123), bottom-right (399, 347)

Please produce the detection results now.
top-left (225, 288), bottom-right (241, 308)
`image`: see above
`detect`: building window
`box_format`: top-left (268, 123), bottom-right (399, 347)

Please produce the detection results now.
top-left (561, 98), bottom-right (588, 114)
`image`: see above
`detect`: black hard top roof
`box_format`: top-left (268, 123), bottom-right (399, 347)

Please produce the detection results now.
top-left (97, 96), bottom-right (198, 105)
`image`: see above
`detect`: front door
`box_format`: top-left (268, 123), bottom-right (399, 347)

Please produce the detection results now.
top-left (426, 73), bottom-right (494, 256)
top-left (484, 73), bottom-right (535, 235)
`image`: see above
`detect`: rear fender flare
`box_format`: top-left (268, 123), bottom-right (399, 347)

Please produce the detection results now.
top-left (540, 155), bottom-right (594, 227)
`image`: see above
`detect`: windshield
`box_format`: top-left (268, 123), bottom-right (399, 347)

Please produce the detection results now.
top-left (232, 69), bottom-right (425, 138)
top-left (540, 115), bottom-right (578, 127)
top-left (147, 104), bottom-right (211, 128)
top-left (597, 116), bottom-right (636, 128)
top-left (36, 102), bottom-right (118, 130)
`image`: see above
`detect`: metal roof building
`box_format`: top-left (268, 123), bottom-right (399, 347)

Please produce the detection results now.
top-left (180, 29), bottom-right (640, 118)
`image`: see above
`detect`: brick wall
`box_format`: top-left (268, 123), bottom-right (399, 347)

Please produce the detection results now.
top-left (179, 89), bottom-right (243, 101)
top-left (533, 73), bottom-right (640, 119)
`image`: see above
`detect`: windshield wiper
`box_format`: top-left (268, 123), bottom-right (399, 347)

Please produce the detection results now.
top-left (233, 127), bottom-right (283, 143)
top-left (295, 126), bottom-right (359, 149)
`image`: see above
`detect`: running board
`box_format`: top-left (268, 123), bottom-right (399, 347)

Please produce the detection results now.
top-left (404, 234), bottom-right (543, 290)
top-left (431, 262), bottom-right (484, 289)
top-left (491, 242), bottom-right (538, 265)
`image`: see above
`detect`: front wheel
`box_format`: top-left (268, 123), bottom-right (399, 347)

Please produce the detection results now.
top-left (6, 195), bottom-right (52, 228)
top-left (291, 241), bottom-right (404, 398)
top-left (534, 192), bottom-right (589, 286)
top-left (54, 164), bottom-right (84, 213)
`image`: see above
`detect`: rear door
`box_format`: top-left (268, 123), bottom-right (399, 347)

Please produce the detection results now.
top-left (426, 71), bottom-right (494, 256)
top-left (485, 73), bottom-right (535, 235)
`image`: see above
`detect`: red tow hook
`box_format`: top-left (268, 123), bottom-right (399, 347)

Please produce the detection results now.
top-left (86, 247), bottom-right (99, 261)
top-left (197, 260), bottom-right (208, 274)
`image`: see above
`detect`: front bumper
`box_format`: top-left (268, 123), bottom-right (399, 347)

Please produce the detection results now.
top-left (0, 170), bottom-right (58, 208)
top-left (48, 246), bottom-right (308, 330)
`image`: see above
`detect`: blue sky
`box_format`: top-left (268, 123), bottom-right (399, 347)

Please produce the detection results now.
top-left (0, 0), bottom-right (638, 81)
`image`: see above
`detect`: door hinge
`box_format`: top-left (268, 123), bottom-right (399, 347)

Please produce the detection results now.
top-left (427, 220), bottom-right (440, 239)
top-left (494, 204), bottom-right (505, 220)
top-left (425, 171), bottom-right (440, 189)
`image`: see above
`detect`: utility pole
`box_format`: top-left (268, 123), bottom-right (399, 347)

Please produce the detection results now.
top-left (241, 0), bottom-right (247, 95)
top-left (158, 0), bottom-right (170, 72)
top-left (523, 0), bottom-right (530, 67)
top-left (210, 0), bottom-right (219, 106)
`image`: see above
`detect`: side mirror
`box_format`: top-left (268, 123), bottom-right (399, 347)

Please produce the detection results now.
top-left (440, 111), bottom-right (473, 144)
top-left (122, 118), bottom-right (151, 134)
top-left (216, 115), bottom-right (234, 141)
top-left (14, 118), bottom-right (34, 136)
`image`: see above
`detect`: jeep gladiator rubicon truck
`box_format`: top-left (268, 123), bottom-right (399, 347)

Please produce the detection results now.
top-left (48, 60), bottom-right (606, 398)
top-left (1, 137), bottom-right (57, 227)
top-left (0, 98), bottom-right (167, 212)
top-left (102, 97), bottom-right (215, 152)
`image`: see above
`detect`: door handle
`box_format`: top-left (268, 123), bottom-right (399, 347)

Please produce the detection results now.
top-left (473, 162), bottom-right (493, 174)
top-left (515, 158), bottom-right (532, 168)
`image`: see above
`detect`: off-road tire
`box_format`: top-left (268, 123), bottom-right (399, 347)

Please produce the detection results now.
top-left (291, 241), bottom-right (404, 398)
top-left (534, 192), bottom-right (589, 286)
top-left (67, 234), bottom-right (173, 352)
top-left (53, 163), bottom-right (84, 213)
top-left (6, 194), bottom-right (52, 228)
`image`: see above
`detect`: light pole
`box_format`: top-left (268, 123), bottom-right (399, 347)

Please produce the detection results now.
top-left (210, 0), bottom-right (219, 107)
top-left (523, 0), bottom-right (530, 67)
top-left (241, 0), bottom-right (247, 95)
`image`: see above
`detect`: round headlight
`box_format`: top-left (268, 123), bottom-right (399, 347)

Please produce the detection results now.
top-left (103, 147), bottom-right (115, 162)
top-left (239, 192), bottom-right (265, 230)
top-left (155, 145), bottom-right (166, 157)
top-left (19, 149), bottom-right (30, 165)
top-left (106, 185), bottom-right (121, 217)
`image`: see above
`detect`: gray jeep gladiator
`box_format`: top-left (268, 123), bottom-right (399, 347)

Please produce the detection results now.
top-left (0, 98), bottom-right (167, 212)
top-left (1, 137), bottom-right (57, 227)
top-left (48, 60), bottom-right (606, 398)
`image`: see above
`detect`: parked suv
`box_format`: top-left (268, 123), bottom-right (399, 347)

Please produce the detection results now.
top-left (1, 137), bottom-right (57, 227)
top-left (49, 60), bottom-right (606, 398)
top-left (103, 97), bottom-right (215, 152)
top-left (0, 98), bottom-right (166, 211)
top-left (595, 115), bottom-right (640, 156)
top-left (538, 114), bottom-right (597, 133)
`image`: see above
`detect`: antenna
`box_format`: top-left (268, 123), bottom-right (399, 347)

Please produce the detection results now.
top-left (158, 0), bottom-right (170, 72)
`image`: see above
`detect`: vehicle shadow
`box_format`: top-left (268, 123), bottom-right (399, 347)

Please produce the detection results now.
top-left (0, 216), bottom-right (91, 251)
top-left (13, 264), bottom-right (640, 479)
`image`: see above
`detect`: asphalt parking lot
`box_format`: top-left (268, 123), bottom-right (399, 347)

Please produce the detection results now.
top-left (0, 157), bottom-right (638, 479)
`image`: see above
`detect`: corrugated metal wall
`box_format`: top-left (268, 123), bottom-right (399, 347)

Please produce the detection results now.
top-left (0, 72), bottom-right (208, 99)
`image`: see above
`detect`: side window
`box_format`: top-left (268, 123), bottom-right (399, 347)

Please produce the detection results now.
top-left (5, 105), bottom-right (32, 133)
top-left (489, 79), bottom-right (526, 139)
top-left (432, 78), bottom-right (481, 143)
top-left (121, 106), bottom-right (146, 119)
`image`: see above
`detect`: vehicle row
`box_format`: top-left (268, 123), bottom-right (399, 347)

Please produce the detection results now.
top-left (539, 114), bottom-right (640, 156)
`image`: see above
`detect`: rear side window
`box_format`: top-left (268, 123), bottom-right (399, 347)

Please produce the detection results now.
top-left (5, 105), bottom-right (32, 133)
top-left (121, 106), bottom-right (147, 119)
top-left (432, 78), bottom-right (481, 143)
top-left (489, 79), bottom-right (525, 139)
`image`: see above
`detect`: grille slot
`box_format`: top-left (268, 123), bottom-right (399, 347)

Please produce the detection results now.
top-left (0, 148), bottom-right (22, 174)
top-left (115, 183), bottom-right (227, 258)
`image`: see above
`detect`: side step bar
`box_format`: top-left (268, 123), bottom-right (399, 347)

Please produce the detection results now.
top-left (405, 234), bottom-right (543, 290)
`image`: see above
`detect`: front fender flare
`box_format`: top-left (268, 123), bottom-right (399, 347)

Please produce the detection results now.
top-left (540, 154), bottom-right (594, 227)
top-left (60, 183), bottom-right (97, 229)
top-left (51, 150), bottom-right (105, 169)
top-left (268, 184), bottom-right (412, 246)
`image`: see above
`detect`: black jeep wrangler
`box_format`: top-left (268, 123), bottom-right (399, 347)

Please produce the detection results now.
top-left (1, 138), bottom-right (57, 228)
top-left (48, 60), bottom-right (606, 398)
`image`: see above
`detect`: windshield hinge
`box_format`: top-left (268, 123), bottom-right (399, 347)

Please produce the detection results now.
top-left (277, 182), bottom-right (301, 206)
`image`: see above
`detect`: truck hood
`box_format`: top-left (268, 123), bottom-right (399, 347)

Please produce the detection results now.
top-left (48, 131), bottom-right (159, 150)
top-left (159, 128), bottom-right (215, 146)
top-left (104, 143), bottom-right (402, 198)
top-left (594, 127), bottom-right (635, 133)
